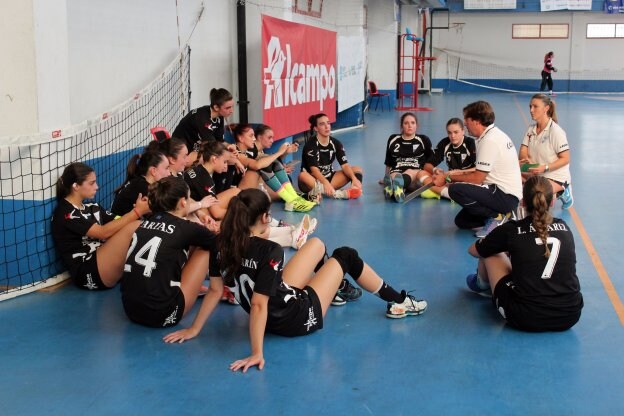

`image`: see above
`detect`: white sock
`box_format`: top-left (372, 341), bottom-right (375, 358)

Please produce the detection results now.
top-left (441, 187), bottom-right (451, 200)
top-left (268, 226), bottom-right (293, 248)
top-left (476, 273), bottom-right (490, 289)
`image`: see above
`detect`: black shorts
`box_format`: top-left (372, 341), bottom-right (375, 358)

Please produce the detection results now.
top-left (493, 275), bottom-right (581, 332)
top-left (268, 285), bottom-right (324, 337)
top-left (122, 288), bottom-right (186, 328)
top-left (69, 252), bottom-right (110, 291)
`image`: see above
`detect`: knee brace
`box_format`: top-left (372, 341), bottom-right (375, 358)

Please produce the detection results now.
top-left (331, 247), bottom-right (364, 280)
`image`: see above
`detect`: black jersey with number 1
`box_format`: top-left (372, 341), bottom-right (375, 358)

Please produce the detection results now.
top-left (121, 212), bottom-right (217, 310)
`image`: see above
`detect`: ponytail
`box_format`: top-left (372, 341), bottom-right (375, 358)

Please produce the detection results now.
top-left (523, 176), bottom-right (554, 257)
top-left (219, 188), bottom-right (271, 284)
top-left (115, 150), bottom-right (165, 194)
top-left (56, 162), bottom-right (95, 200)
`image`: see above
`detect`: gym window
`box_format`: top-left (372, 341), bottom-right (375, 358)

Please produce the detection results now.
top-left (586, 23), bottom-right (624, 38)
top-left (512, 24), bottom-right (569, 39)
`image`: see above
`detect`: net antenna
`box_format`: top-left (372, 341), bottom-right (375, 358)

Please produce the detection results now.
top-left (0, 46), bottom-right (191, 301)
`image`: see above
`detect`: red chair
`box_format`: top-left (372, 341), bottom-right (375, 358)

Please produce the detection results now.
top-left (367, 81), bottom-right (391, 112)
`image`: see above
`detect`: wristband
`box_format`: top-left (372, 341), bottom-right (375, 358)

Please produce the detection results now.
top-left (133, 208), bottom-right (142, 219)
top-left (445, 175), bottom-right (452, 183)
top-left (544, 164), bottom-right (550, 172)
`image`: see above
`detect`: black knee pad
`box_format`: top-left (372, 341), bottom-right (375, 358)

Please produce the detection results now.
top-left (401, 173), bottom-right (412, 189)
top-left (331, 247), bottom-right (364, 279)
top-left (355, 172), bottom-right (363, 182)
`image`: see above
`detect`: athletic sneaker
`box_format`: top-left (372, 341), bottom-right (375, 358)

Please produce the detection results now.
top-left (331, 278), bottom-right (363, 306)
top-left (308, 217), bottom-right (318, 235)
top-left (466, 273), bottom-right (491, 297)
top-left (393, 175), bottom-right (405, 203)
top-left (420, 189), bottom-right (440, 199)
top-left (284, 197), bottom-right (316, 212)
top-left (307, 180), bottom-right (324, 205)
top-left (334, 188), bottom-right (362, 200)
top-left (331, 294), bottom-right (347, 306)
top-left (560, 184), bottom-right (574, 210)
top-left (386, 292), bottom-right (427, 318)
top-left (383, 173), bottom-right (394, 200)
top-left (221, 287), bottom-right (238, 305)
top-left (291, 214), bottom-right (313, 249)
top-left (475, 213), bottom-right (510, 238)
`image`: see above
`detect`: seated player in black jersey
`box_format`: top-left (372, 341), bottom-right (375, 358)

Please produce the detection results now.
top-left (155, 135), bottom-right (193, 175)
top-left (172, 88), bottom-right (245, 192)
top-left (163, 188), bottom-right (427, 372)
top-left (298, 113), bottom-right (363, 200)
top-left (111, 150), bottom-right (171, 216)
top-left (234, 123), bottom-right (315, 212)
top-left (421, 118), bottom-right (476, 200)
top-left (172, 87), bottom-right (234, 165)
top-left (121, 176), bottom-right (221, 328)
top-left (147, 136), bottom-right (219, 230)
top-left (184, 141), bottom-right (241, 221)
top-left (465, 176), bottom-right (583, 332)
top-left (383, 112), bottom-right (434, 202)
top-left (51, 162), bottom-right (150, 290)
top-left (255, 124), bottom-right (300, 175)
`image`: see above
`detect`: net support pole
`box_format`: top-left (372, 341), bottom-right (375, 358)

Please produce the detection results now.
top-left (236, 0), bottom-right (249, 123)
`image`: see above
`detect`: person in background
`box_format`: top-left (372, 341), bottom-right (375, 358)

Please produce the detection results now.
top-left (540, 51), bottom-right (557, 96)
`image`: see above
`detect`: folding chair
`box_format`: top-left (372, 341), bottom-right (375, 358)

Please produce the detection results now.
top-left (367, 81), bottom-right (391, 111)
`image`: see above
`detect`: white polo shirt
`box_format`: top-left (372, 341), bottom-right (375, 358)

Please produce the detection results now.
top-left (476, 125), bottom-right (523, 200)
top-left (521, 119), bottom-right (571, 184)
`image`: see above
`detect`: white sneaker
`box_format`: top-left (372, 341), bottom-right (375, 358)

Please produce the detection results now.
top-left (308, 218), bottom-right (318, 235)
top-left (307, 181), bottom-right (324, 205)
top-left (386, 293), bottom-right (427, 319)
top-left (291, 214), bottom-right (312, 249)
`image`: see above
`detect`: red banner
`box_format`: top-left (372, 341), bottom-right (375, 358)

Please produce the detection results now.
top-left (262, 15), bottom-right (336, 140)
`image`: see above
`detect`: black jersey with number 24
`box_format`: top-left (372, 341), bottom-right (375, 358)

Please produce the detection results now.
top-left (121, 212), bottom-right (217, 310)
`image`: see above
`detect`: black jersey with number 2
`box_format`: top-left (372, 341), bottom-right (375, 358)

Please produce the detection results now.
top-left (384, 134), bottom-right (433, 172)
top-left (476, 217), bottom-right (583, 314)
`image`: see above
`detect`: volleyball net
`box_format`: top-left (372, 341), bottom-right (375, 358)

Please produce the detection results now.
top-left (0, 46), bottom-right (191, 301)
top-left (437, 49), bottom-right (624, 94)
